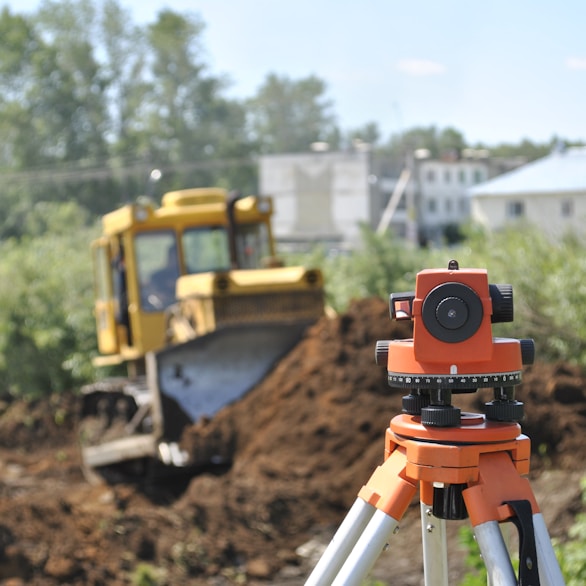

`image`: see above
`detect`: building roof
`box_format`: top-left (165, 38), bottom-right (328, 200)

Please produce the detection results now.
top-left (468, 146), bottom-right (586, 197)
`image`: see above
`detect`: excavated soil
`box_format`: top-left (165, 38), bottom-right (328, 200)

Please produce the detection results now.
top-left (0, 297), bottom-right (584, 585)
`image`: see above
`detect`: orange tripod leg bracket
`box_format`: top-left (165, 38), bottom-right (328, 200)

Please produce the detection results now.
top-left (463, 451), bottom-right (540, 528)
top-left (358, 446), bottom-right (417, 521)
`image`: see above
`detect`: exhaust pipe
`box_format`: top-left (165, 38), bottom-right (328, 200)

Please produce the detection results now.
top-left (226, 190), bottom-right (242, 269)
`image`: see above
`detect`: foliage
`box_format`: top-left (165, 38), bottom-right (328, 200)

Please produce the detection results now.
top-left (0, 202), bottom-right (98, 397)
top-left (0, 1), bottom-right (257, 215)
top-left (457, 525), bottom-right (488, 585)
top-left (383, 125), bottom-right (467, 161)
top-left (424, 225), bottom-right (586, 367)
top-left (457, 478), bottom-right (586, 585)
top-left (480, 138), bottom-right (553, 162)
top-left (0, 0), bottom-right (580, 234)
top-left (285, 225), bottom-right (423, 312)
top-left (130, 563), bottom-right (163, 586)
top-left (555, 477), bottom-right (586, 584)
top-left (289, 222), bottom-right (586, 368)
top-left (246, 73), bottom-right (338, 154)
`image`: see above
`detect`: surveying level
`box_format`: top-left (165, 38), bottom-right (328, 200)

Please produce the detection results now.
top-left (305, 260), bottom-right (565, 586)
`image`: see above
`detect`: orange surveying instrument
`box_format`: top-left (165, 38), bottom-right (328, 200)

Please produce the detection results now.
top-left (305, 260), bottom-right (565, 586)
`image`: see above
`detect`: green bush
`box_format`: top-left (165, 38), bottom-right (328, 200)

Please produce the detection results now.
top-left (285, 224), bottom-right (424, 312)
top-left (4, 211), bottom-right (586, 396)
top-left (426, 225), bottom-right (586, 366)
top-left (555, 477), bottom-right (586, 584)
top-left (0, 202), bottom-right (99, 396)
top-left (291, 223), bottom-right (586, 366)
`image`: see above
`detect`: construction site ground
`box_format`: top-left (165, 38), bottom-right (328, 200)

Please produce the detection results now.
top-left (0, 297), bottom-right (584, 585)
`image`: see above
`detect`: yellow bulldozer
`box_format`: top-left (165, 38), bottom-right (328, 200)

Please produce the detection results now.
top-left (79, 187), bottom-right (325, 481)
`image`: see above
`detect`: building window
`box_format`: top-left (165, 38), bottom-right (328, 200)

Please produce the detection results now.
top-left (428, 198), bottom-right (437, 213)
top-left (458, 197), bottom-right (468, 214)
top-left (507, 201), bottom-right (525, 218)
top-left (445, 199), bottom-right (452, 213)
top-left (473, 169), bottom-right (484, 184)
top-left (444, 169), bottom-right (451, 184)
top-left (426, 169), bottom-right (436, 183)
top-left (561, 199), bottom-right (574, 217)
top-left (458, 170), bottom-right (467, 184)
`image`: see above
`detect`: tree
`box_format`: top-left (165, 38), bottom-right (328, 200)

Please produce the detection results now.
top-left (0, 202), bottom-right (98, 396)
top-left (246, 73), bottom-right (339, 154)
top-left (99, 0), bottom-right (149, 157)
top-left (0, 7), bottom-right (43, 168)
top-left (480, 138), bottom-right (551, 162)
top-left (345, 121), bottom-right (382, 148)
top-left (137, 9), bottom-right (255, 191)
top-left (385, 125), bottom-right (466, 160)
top-left (31, 0), bottom-right (110, 163)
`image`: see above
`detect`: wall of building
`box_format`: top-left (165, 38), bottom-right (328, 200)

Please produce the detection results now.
top-left (471, 191), bottom-right (586, 236)
top-left (259, 151), bottom-right (371, 250)
top-left (416, 159), bottom-right (490, 243)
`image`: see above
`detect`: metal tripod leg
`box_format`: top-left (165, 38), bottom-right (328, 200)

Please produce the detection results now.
top-left (331, 507), bottom-right (401, 585)
top-left (420, 500), bottom-right (448, 586)
top-left (533, 513), bottom-right (565, 586)
top-left (304, 498), bottom-right (376, 586)
top-left (475, 520), bottom-right (517, 585)
top-left (465, 451), bottom-right (565, 586)
top-left (304, 447), bottom-right (417, 586)
top-left (475, 513), bottom-right (565, 586)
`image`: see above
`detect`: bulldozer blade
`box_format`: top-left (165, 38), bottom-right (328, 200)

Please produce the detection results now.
top-left (153, 322), bottom-right (308, 428)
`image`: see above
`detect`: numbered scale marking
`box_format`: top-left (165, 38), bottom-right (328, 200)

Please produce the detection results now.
top-left (387, 371), bottom-right (522, 390)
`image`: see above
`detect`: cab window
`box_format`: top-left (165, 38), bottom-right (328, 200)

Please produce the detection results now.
top-left (235, 223), bottom-right (271, 269)
top-left (135, 231), bottom-right (179, 311)
top-left (182, 226), bottom-right (231, 273)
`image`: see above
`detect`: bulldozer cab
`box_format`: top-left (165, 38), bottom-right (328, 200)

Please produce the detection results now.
top-left (91, 189), bottom-right (276, 369)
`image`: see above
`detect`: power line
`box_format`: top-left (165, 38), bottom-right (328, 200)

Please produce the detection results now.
top-left (1, 156), bottom-right (257, 186)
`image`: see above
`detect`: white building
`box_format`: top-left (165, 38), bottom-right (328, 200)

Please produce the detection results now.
top-left (259, 147), bottom-right (525, 250)
top-left (259, 150), bottom-right (373, 250)
top-left (468, 146), bottom-right (586, 236)
top-left (415, 154), bottom-right (491, 244)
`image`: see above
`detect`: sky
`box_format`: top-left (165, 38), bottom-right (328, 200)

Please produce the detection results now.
top-left (4, 0), bottom-right (586, 146)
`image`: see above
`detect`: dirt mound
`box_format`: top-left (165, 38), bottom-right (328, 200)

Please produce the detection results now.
top-left (0, 297), bottom-right (584, 585)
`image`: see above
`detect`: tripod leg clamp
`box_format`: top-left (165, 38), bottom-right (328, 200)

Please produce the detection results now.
top-left (358, 447), bottom-right (417, 520)
top-left (506, 499), bottom-right (540, 586)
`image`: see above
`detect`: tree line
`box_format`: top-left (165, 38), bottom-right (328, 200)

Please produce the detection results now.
top-left (1, 1), bottom-right (576, 236)
top-left (0, 0), bottom-right (344, 236)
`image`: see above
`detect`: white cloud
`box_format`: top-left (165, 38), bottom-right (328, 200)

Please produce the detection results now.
top-left (565, 57), bottom-right (586, 70)
top-left (397, 59), bottom-right (446, 76)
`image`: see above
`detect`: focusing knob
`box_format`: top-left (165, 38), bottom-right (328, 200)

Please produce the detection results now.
top-left (490, 284), bottom-right (514, 323)
top-left (520, 339), bottom-right (535, 365)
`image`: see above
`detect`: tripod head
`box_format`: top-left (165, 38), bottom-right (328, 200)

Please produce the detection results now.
top-left (376, 260), bottom-right (535, 426)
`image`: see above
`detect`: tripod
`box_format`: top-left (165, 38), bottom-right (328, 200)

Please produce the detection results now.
top-left (305, 411), bottom-right (565, 586)
top-left (306, 262), bottom-right (566, 585)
